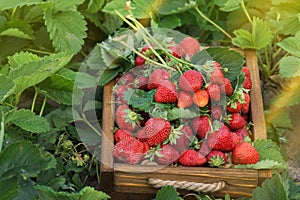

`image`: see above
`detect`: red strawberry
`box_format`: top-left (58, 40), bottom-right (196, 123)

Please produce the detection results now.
top-left (206, 83), bottom-right (221, 102)
top-left (154, 144), bottom-right (181, 165)
top-left (148, 69), bottom-right (170, 89)
top-left (243, 77), bottom-right (252, 90)
top-left (192, 116), bottom-right (211, 139)
top-left (207, 124), bottom-right (235, 151)
top-left (113, 137), bottom-right (145, 164)
top-left (235, 127), bottom-right (250, 140)
top-left (114, 129), bottom-right (133, 143)
top-left (179, 149), bottom-right (207, 166)
top-left (227, 113), bottom-right (247, 130)
top-left (179, 70), bottom-right (204, 92)
top-left (136, 118), bottom-right (171, 146)
top-left (241, 92), bottom-right (250, 114)
top-left (171, 125), bottom-right (193, 153)
top-left (180, 37), bottom-right (200, 57)
top-left (232, 142), bottom-right (260, 164)
top-left (169, 45), bottom-right (185, 58)
top-left (226, 101), bottom-right (242, 113)
top-left (210, 105), bottom-right (223, 120)
top-left (241, 66), bottom-right (250, 78)
top-left (207, 150), bottom-right (227, 167)
top-left (137, 75), bottom-right (149, 91)
top-left (177, 91), bottom-right (193, 108)
top-left (154, 81), bottom-right (178, 103)
top-left (210, 68), bottom-right (224, 84)
top-left (192, 90), bottom-right (209, 107)
top-left (118, 72), bottom-right (135, 87)
top-left (115, 105), bottom-right (143, 131)
top-left (199, 141), bottom-right (212, 156)
top-left (135, 56), bottom-right (145, 67)
top-left (222, 78), bottom-right (233, 96)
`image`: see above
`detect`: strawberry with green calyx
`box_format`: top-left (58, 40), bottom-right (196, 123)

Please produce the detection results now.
top-left (154, 144), bottom-right (181, 165)
top-left (206, 83), bottom-right (221, 102)
top-left (148, 68), bottom-right (170, 89)
top-left (115, 105), bottom-right (143, 131)
top-left (114, 129), bottom-right (133, 143)
top-left (167, 125), bottom-right (194, 153)
top-left (179, 70), bottom-right (204, 92)
top-left (232, 142), bottom-right (260, 165)
top-left (113, 137), bottom-right (145, 164)
top-left (177, 91), bottom-right (193, 108)
top-left (207, 150), bottom-right (227, 167)
top-left (226, 89), bottom-right (246, 113)
top-left (179, 149), bottom-right (207, 166)
top-left (154, 80), bottom-right (178, 103)
top-left (192, 89), bottom-right (209, 107)
top-left (226, 112), bottom-right (247, 130)
top-left (136, 118), bottom-right (171, 146)
top-left (192, 115), bottom-right (212, 139)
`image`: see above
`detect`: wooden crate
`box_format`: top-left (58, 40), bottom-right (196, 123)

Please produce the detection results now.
top-left (100, 49), bottom-right (272, 199)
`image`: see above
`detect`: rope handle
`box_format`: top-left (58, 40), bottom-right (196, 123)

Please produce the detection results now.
top-left (148, 178), bottom-right (226, 193)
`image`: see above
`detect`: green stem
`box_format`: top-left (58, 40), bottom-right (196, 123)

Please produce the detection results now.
top-left (257, 52), bottom-right (268, 80)
top-left (39, 96), bottom-right (47, 116)
top-left (10, 7), bottom-right (17, 20)
top-left (23, 48), bottom-right (52, 55)
top-left (194, 7), bottom-right (232, 40)
top-left (241, 0), bottom-right (253, 24)
top-left (31, 90), bottom-right (38, 112)
top-left (82, 113), bottom-right (102, 137)
top-left (264, 47), bottom-right (271, 76)
top-left (0, 111), bottom-right (4, 152)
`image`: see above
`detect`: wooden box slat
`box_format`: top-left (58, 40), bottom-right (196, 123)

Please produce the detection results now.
top-left (100, 49), bottom-right (272, 198)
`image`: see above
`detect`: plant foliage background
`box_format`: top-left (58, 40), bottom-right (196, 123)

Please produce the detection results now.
top-left (0, 0), bottom-right (300, 199)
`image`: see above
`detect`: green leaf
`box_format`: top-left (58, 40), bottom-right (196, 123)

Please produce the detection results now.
top-left (8, 51), bottom-right (40, 69)
top-left (232, 17), bottom-right (272, 49)
top-left (0, 141), bottom-right (56, 181)
top-left (0, 0), bottom-right (42, 10)
top-left (38, 74), bottom-right (82, 105)
top-left (102, 0), bottom-right (157, 19)
top-left (155, 186), bottom-right (182, 200)
top-left (35, 185), bottom-right (110, 200)
top-left (125, 89), bottom-right (156, 112)
top-left (0, 28), bottom-right (32, 39)
top-left (86, 0), bottom-right (105, 13)
top-left (45, 107), bottom-right (74, 129)
top-left (98, 68), bottom-right (124, 86)
top-left (252, 173), bottom-right (289, 200)
top-left (51, 0), bottom-right (85, 11)
top-left (0, 74), bottom-right (15, 102)
top-left (206, 47), bottom-right (245, 81)
top-left (8, 109), bottom-right (51, 133)
top-left (214, 0), bottom-right (242, 12)
top-left (167, 107), bottom-right (200, 121)
top-left (277, 32), bottom-right (300, 58)
top-left (14, 179), bottom-right (37, 200)
top-left (265, 109), bottom-right (292, 129)
top-left (279, 56), bottom-right (300, 78)
top-left (254, 139), bottom-right (285, 163)
top-left (44, 9), bottom-right (87, 53)
top-left (157, 0), bottom-right (196, 15)
top-left (0, 177), bottom-right (19, 200)
top-left (234, 159), bottom-right (287, 170)
top-left (152, 15), bottom-right (182, 29)
top-left (58, 68), bottom-right (97, 89)
top-left (8, 51), bottom-right (73, 93)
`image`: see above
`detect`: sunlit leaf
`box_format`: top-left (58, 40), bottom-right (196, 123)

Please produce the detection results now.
top-left (277, 32), bottom-right (300, 58)
top-left (0, 74), bottom-right (15, 102)
top-left (215, 0), bottom-right (242, 12)
top-left (0, 28), bottom-right (32, 39)
top-left (279, 56), bottom-right (300, 78)
top-left (0, 0), bottom-right (42, 11)
top-left (157, 0), bottom-right (196, 15)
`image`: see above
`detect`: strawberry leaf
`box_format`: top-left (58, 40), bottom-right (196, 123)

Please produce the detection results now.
top-left (252, 173), bottom-right (289, 200)
top-left (44, 9), bottom-right (87, 53)
top-left (167, 107), bottom-right (200, 121)
top-left (214, 0), bottom-right (242, 12)
top-left (277, 32), bottom-right (300, 58)
top-left (0, 74), bottom-right (15, 102)
top-left (124, 89), bottom-right (156, 112)
top-left (205, 47), bottom-right (245, 82)
top-left (0, 0), bottom-right (42, 11)
top-left (154, 186), bottom-right (183, 200)
top-left (157, 0), bottom-right (196, 15)
top-left (279, 56), bottom-right (300, 78)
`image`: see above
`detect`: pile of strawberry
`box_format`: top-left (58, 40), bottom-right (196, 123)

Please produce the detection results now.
top-left (112, 37), bottom-right (260, 167)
